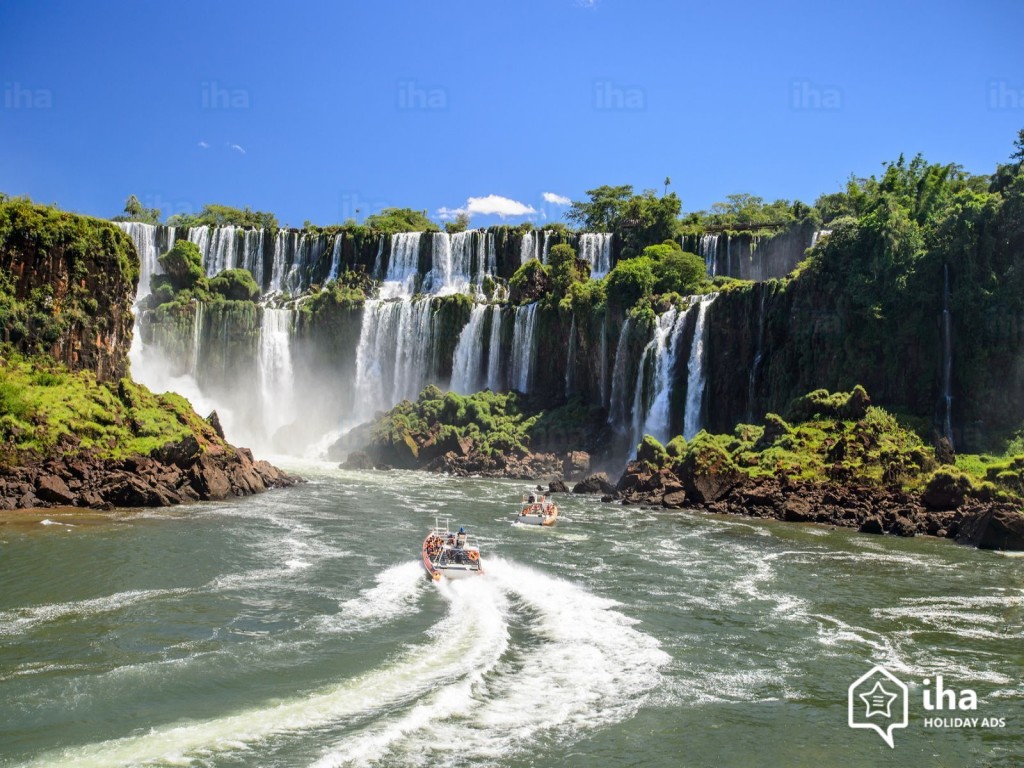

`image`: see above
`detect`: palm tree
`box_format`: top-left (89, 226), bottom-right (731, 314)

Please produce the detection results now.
top-left (124, 195), bottom-right (143, 219)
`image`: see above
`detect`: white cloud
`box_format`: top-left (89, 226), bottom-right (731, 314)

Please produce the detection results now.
top-left (543, 192), bottom-right (571, 206)
top-left (466, 194), bottom-right (536, 217)
top-left (197, 140), bottom-right (209, 149)
top-left (437, 194), bottom-right (537, 221)
top-left (228, 143), bottom-right (246, 155)
top-left (436, 206), bottom-right (467, 221)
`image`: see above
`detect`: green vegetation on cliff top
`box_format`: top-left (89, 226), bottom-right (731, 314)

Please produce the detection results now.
top-left (0, 352), bottom-right (223, 466)
top-left (636, 386), bottom-right (1024, 504)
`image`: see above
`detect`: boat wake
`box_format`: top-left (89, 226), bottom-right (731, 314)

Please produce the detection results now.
top-left (19, 558), bottom-right (667, 768)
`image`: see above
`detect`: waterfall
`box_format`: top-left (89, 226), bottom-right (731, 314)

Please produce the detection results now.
top-left (427, 231), bottom-right (477, 296)
top-left (579, 233), bottom-right (613, 278)
top-left (472, 230), bottom-right (492, 287)
top-left (427, 232), bottom-right (453, 295)
top-left (269, 232), bottom-right (287, 293)
top-left (114, 222), bottom-right (175, 304)
top-left (599, 315), bottom-right (609, 408)
top-left (632, 307), bottom-right (688, 449)
top-left (242, 229), bottom-right (264, 288)
top-left (565, 315), bottom-right (577, 397)
top-left (381, 233), bottom-right (422, 299)
top-left (190, 301), bottom-right (205, 378)
top-left (942, 264), bottom-right (954, 448)
top-left (699, 234), bottom-right (719, 277)
top-left (810, 228), bottom-right (832, 248)
top-left (287, 232), bottom-right (326, 294)
top-left (258, 308), bottom-right (295, 439)
top-left (327, 234), bottom-right (344, 283)
top-left (747, 286), bottom-right (767, 420)
top-left (190, 225), bottom-right (241, 275)
top-left (542, 231), bottom-right (553, 264)
top-left (353, 298), bottom-right (434, 416)
top-left (520, 231), bottom-right (538, 265)
top-left (372, 236), bottom-right (385, 279)
top-left (212, 226), bottom-right (238, 275)
top-left (450, 304), bottom-right (488, 394)
top-left (486, 233), bottom-right (497, 277)
top-left (608, 317), bottom-right (635, 432)
top-left (509, 303), bottom-right (539, 392)
top-left (683, 295), bottom-right (716, 439)
top-left (485, 305), bottom-right (503, 391)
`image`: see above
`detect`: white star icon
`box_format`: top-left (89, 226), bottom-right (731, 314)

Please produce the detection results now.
top-left (860, 680), bottom-right (899, 718)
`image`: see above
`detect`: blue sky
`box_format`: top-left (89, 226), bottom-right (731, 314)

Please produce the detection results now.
top-left (1, 0), bottom-right (1022, 228)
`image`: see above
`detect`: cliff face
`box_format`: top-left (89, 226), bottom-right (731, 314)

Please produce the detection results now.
top-left (703, 262), bottom-right (1024, 452)
top-left (0, 200), bottom-right (138, 381)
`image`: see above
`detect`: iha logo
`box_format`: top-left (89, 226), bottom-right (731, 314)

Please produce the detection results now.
top-left (849, 665), bottom-right (1007, 747)
top-left (848, 665), bottom-right (908, 748)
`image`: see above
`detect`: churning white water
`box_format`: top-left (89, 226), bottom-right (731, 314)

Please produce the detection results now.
top-left (5, 468), bottom-right (1017, 768)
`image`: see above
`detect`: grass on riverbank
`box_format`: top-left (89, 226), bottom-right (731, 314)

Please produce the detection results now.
top-left (0, 352), bottom-right (221, 466)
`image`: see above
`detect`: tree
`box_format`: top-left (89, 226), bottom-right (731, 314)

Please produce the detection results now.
top-left (604, 256), bottom-right (655, 310)
top-left (124, 195), bottom-right (143, 219)
top-left (547, 243), bottom-right (588, 296)
top-left (567, 185), bottom-right (681, 259)
top-left (166, 203), bottom-right (277, 229)
top-left (363, 207), bottom-right (439, 235)
top-left (444, 212), bottom-right (471, 234)
top-left (618, 190), bottom-right (681, 259)
top-left (566, 185), bottom-right (634, 231)
top-left (664, 176), bottom-right (671, 196)
top-left (646, 241), bottom-right (706, 295)
top-left (114, 194), bottom-right (160, 224)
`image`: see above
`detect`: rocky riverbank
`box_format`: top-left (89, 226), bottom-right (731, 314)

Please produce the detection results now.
top-left (0, 434), bottom-right (300, 511)
top-left (611, 459), bottom-right (1024, 550)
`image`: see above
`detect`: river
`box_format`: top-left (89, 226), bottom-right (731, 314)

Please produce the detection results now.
top-left (1, 464), bottom-right (1021, 767)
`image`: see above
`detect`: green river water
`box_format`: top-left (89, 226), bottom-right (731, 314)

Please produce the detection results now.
top-left (1, 463), bottom-right (1021, 767)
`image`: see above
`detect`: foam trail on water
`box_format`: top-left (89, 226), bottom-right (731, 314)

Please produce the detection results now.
top-left (319, 561), bottom-right (427, 632)
top-left (21, 574), bottom-right (507, 768)
top-left (314, 558), bottom-right (669, 766)
top-left (312, 576), bottom-right (510, 767)
top-left (0, 588), bottom-right (192, 637)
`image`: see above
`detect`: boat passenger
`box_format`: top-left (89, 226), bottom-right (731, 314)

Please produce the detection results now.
top-left (456, 527), bottom-right (467, 548)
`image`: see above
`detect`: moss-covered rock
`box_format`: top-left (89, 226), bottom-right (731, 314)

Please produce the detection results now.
top-left (636, 434), bottom-right (667, 466)
top-left (672, 432), bottom-right (742, 502)
top-left (208, 268), bottom-right (261, 302)
top-left (509, 259), bottom-right (551, 305)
